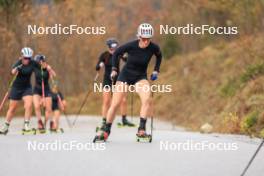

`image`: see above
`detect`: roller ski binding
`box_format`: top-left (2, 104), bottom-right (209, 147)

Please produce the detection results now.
top-left (36, 119), bottom-right (46, 134)
top-left (49, 121), bottom-right (64, 133)
top-left (22, 128), bottom-right (36, 135)
top-left (22, 121), bottom-right (36, 135)
top-left (117, 118), bottom-right (135, 128)
top-left (93, 130), bottom-right (109, 143)
top-left (136, 129), bottom-right (152, 143)
top-left (95, 118), bottom-right (106, 132)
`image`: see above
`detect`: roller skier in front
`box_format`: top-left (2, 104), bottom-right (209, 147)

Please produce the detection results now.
top-left (93, 23), bottom-right (162, 142)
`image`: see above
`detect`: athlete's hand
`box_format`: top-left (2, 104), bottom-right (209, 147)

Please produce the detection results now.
top-left (16, 64), bottom-right (23, 72)
top-left (99, 62), bottom-right (104, 68)
top-left (110, 70), bottom-right (118, 81)
top-left (150, 71), bottom-right (158, 81)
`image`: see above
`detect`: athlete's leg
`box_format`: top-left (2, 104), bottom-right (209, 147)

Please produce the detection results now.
top-left (5, 100), bottom-right (18, 123)
top-left (106, 81), bottom-right (127, 123)
top-left (44, 97), bottom-right (52, 124)
top-left (33, 95), bottom-right (42, 121)
top-left (120, 94), bottom-right (127, 117)
top-left (135, 80), bottom-right (152, 118)
top-left (22, 95), bottom-right (33, 121)
top-left (102, 90), bottom-right (112, 118)
top-left (53, 110), bottom-right (60, 129)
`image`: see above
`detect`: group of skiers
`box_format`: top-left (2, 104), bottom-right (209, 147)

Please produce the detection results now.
top-left (0, 48), bottom-right (66, 135)
top-left (0, 23), bottom-right (162, 142)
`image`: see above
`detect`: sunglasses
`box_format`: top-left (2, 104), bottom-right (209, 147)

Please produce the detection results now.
top-left (140, 37), bottom-right (151, 42)
top-left (23, 57), bottom-right (31, 60)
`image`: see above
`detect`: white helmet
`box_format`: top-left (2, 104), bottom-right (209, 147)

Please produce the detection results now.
top-left (21, 47), bottom-right (33, 58)
top-left (137, 23), bottom-right (154, 38)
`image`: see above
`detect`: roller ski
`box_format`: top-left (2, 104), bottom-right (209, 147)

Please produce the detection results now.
top-left (136, 129), bottom-right (152, 143)
top-left (95, 118), bottom-right (106, 132)
top-left (0, 122), bottom-right (9, 135)
top-left (22, 128), bottom-right (36, 135)
top-left (22, 120), bottom-right (36, 135)
top-left (0, 129), bottom-right (8, 135)
top-left (50, 128), bottom-right (64, 134)
top-left (49, 121), bottom-right (64, 133)
top-left (93, 123), bottom-right (111, 143)
top-left (93, 130), bottom-right (109, 143)
top-left (117, 117), bottom-right (135, 128)
top-left (36, 119), bottom-right (46, 134)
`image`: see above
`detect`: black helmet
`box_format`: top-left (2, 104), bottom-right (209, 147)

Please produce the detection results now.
top-left (34, 54), bottom-right (46, 63)
top-left (106, 38), bottom-right (118, 49)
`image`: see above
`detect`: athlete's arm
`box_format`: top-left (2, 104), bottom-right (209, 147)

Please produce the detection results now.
top-left (153, 45), bottom-right (162, 72)
top-left (95, 52), bottom-right (106, 71)
top-left (46, 64), bottom-right (56, 78)
top-left (11, 60), bottom-right (22, 75)
top-left (112, 42), bottom-right (132, 71)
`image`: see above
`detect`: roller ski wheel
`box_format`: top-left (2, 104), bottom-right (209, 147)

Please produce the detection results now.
top-left (136, 130), bottom-right (152, 143)
top-left (22, 128), bottom-right (36, 135)
top-left (0, 129), bottom-right (8, 135)
top-left (93, 131), bottom-right (109, 143)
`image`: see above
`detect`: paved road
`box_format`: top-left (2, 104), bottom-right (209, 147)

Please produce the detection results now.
top-left (0, 116), bottom-right (263, 176)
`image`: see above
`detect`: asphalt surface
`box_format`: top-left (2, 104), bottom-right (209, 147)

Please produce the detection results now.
top-left (0, 115), bottom-right (263, 176)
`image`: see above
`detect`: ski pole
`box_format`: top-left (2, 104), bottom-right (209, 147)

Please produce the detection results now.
top-left (57, 93), bottom-right (72, 128)
top-left (41, 67), bottom-right (46, 106)
top-left (0, 73), bottom-right (18, 112)
top-left (72, 72), bottom-right (99, 127)
top-left (130, 92), bottom-right (134, 121)
top-left (40, 67), bottom-right (47, 127)
top-left (240, 139), bottom-right (264, 176)
top-left (150, 89), bottom-right (154, 139)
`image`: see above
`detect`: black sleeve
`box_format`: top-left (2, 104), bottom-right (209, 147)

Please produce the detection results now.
top-left (12, 60), bottom-right (22, 69)
top-left (153, 44), bottom-right (162, 72)
top-left (112, 42), bottom-right (132, 71)
top-left (95, 52), bottom-right (106, 71)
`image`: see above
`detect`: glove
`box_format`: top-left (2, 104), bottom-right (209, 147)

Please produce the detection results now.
top-left (110, 70), bottom-right (118, 81)
top-left (96, 62), bottom-right (104, 71)
top-left (150, 71), bottom-right (158, 81)
top-left (16, 64), bottom-right (23, 72)
top-left (99, 62), bottom-right (104, 68)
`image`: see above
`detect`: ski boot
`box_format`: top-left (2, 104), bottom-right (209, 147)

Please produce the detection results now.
top-left (49, 121), bottom-right (64, 134)
top-left (22, 121), bottom-right (36, 135)
top-left (0, 122), bottom-right (9, 135)
top-left (0, 129), bottom-right (8, 135)
top-left (36, 119), bottom-right (46, 134)
top-left (136, 128), bottom-right (152, 143)
top-left (96, 118), bottom-right (106, 132)
top-left (117, 118), bottom-right (136, 128)
top-left (93, 130), bottom-right (109, 143)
